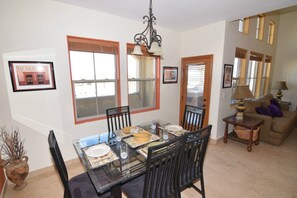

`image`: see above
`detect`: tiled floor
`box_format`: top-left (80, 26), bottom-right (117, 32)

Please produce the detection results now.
top-left (4, 128), bottom-right (297, 198)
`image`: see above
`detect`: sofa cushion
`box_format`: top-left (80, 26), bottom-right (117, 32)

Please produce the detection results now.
top-left (245, 100), bottom-right (261, 113)
top-left (271, 116), bottom-right (291, 133)
top-left (255, 106), bottom-right (274, 117)
top-left (268, 104), bottom-right (283, 117)
top-left (270, 98), bottom-right (281, 109)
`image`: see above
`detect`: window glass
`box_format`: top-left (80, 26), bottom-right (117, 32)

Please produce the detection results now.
top-left (268, 21), bottom-right (275, 45)
top-left (68, 36), bottom-right (120, 123)
top-left (256, 16), bottom-right (264, 40)
top-left (127, 44), bottom-right (160, 112)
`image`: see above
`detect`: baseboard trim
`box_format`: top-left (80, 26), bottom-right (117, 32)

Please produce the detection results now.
top-left (27, 158), bottom-right (82, 179)
top-left (0, 180), bottom-right (7, 198)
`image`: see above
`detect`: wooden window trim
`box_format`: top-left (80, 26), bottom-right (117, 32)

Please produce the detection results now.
top-left (67, 35), bottom-right (121, 124)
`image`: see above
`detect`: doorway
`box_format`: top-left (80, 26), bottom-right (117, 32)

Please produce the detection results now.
top-left (179, 55), bottom-right (213, 126)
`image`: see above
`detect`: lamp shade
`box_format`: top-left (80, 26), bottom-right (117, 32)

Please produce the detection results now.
top-left (272, 81), bottom-right (288, 90)
top-left (131, 45), bottom-right (143, 55)
top-left (233, 85), bottom-right (254, 99)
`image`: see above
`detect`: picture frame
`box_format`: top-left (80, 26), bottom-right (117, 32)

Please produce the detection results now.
top-left (163, 66), bottom-right (178, 84)
top-left (8, 61), bottom-right (56, 92)
top-left (222, 64), bottom-right (233, 88)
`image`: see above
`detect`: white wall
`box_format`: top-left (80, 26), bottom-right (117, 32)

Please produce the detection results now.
top-left (0, 0), bottom-right (181, 171)
top-left (273, 11), bottom-right (297, 110)
top-left (180, 21), bottom-right (227, 140)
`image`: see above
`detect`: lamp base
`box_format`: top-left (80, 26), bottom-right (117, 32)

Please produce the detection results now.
top-left (236, 112), bottom-right (244, 121)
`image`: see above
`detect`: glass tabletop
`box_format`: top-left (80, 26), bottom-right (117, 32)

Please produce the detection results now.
top-left (73, 120), bottom-right (179, 194)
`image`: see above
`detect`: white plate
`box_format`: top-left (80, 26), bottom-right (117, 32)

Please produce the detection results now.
top-left (165, 125), bottom-right (183, 132)
top-left (85, 144), bottom-right (110, 158)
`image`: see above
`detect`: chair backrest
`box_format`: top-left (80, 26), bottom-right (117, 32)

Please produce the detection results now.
top-left (106, 106), bottom-right (131, 138)
top-left (48, 130), bottom-right (71, 198)
top-left (144, 136), bottom-right (185, 198)
top-left (179, 125), bottom-right (212, 188)
top-left (182, 105), bottom-right (205, 131)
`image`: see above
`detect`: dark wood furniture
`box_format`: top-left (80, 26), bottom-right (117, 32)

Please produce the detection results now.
top-left (182, 105), bottom-right (205, 131)
top-left (106, 106), bottom-right (131, 142)
top-left (73, 120), bottom-right (175, 198)
top-left (48, 131), bottom-right (111, 198)
top-left (179, 125), bottom-right (212, 198)
top-left (223, 115), bottom-right (264, 152)
top-left (122, 136), bottom-right (185, 198)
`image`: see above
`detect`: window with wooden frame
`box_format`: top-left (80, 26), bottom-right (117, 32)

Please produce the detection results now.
top-left (231, 47), bottom-right (248, 104)
top-left (67, 36), bottom-right (120, 124)
top-left (267, 21), bottom-right (275, 45)
top-left (247, 51), bottom-right (264, 98)
top-left (238, 17), bottom-right (250, 34)
top-left (127, 44), bottom-right (160, 113)
top-left (256, 15), bottom-right (265, 40)
top-left (262, 55), bottom-right (272, 95)
top-left (231, 49), bottom-right (271, 103)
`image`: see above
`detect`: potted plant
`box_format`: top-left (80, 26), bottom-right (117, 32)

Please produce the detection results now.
top-left (0, 126), bottom-right (29, 191)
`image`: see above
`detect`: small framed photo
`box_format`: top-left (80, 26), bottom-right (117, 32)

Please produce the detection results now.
top-left (163, 66), bottom-right (178, 84)
top-left (8, 61), bottom-right (56, 92)
top-left (222, 64), bottom-right (233, 88)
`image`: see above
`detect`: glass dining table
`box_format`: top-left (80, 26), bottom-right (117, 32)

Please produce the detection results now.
top-left (73, 120), bottom-right (186, 198)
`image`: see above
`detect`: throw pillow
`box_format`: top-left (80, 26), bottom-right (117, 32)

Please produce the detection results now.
top-left (255, 106), bottom-right (274, 117)
top-left (268, 104), bottom-right (283, 117)
top-left (270, 98), bottom-right (281, 109)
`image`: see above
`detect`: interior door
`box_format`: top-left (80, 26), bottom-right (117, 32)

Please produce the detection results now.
top-left (179, 55), bottom-right (213, 127)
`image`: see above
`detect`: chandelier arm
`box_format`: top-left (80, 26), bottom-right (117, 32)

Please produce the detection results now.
top-left (132, 0), bottom-right (162, 55)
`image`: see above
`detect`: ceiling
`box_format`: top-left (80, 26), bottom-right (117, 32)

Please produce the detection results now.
top-left (53, 0), bottom-right (297, 31)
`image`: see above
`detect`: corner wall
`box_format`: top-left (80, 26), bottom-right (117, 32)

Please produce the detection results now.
top-left (273, 11), bottom-right (297, 110)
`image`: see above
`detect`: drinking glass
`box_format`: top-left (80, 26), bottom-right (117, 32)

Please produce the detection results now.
top-left (120, 142), bottom-right (128, 159)
top-left (115, 130), bottom-right (122, 142)
top-left (163, 129), bottom-right (169, 140)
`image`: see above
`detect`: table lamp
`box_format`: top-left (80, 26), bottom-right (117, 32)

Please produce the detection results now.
top-left (272, 81), bottom-right (288, 102)
top-left (233, 85), bottom-right (254, 120)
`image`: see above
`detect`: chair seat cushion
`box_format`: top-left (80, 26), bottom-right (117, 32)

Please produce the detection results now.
top-left (122, 175), bottom-right (145, 198)
top-left (69, 172), bottom-right (111, 198)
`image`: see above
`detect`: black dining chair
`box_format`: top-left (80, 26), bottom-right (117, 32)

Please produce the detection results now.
top-left (122, 136), bottom-right (185, 198)
top-left (182, 105), bottom-right (205, 131)
top-left (106, 106), bottom-right (131, 141)
top-left (48, 130), bottom-right (111, 198)
top-left (178, 125), bottom-right (212, 198)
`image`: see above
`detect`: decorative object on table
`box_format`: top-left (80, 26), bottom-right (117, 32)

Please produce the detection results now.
top-left (132, 131), bottom-right (152, 143)
top-left (8, 61), bottom-right (56, 92)
top-left (131, 0), bottom-right (162, 56)
top-left (233, 85), bottom-right (254, 121)
top-left (272, 81), bottom-right (288, 102)
top-left (222, 64), bottom-right (233, 88)
top-left (163, 66), bottom-right (178, 84)
top-left (0, 126), bottom-right (29, 191)
top-left (123, 133), bottom-right (160, 148)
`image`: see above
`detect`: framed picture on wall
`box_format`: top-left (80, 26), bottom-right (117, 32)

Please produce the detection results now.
top-left (222, 64), bottom-right (233, 88)
top-left (8, 61), bottom-right (56, 92)
top-left (163, 66), bottom-right (178, 84)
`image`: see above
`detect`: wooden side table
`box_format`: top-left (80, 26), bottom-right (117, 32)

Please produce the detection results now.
top-left (223, 115), bottom-right (264, 152)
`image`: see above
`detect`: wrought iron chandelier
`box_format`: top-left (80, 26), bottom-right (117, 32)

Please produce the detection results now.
top-left (132, 0), bottom-right (163, 56)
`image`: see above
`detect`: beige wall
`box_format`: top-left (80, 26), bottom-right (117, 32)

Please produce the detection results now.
top-left (273, 11), bottom-right (297, 110)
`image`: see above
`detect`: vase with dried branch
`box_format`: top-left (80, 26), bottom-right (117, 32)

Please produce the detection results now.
top-left (0, 126), bottom-right (29, 191)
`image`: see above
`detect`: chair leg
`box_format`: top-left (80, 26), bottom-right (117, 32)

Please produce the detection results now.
top-left (190, 177), bottom-right (205, 198)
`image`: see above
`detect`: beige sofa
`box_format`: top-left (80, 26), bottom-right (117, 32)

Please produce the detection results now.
top-left (244, 94), bottom-right (297, 145)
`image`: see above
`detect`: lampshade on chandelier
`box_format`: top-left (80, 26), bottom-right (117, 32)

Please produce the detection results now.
top-left (132, 0), bottom-right (162, 56)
